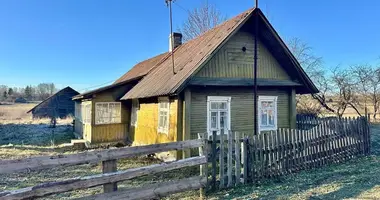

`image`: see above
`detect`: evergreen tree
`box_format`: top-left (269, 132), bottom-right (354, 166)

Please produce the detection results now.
top-left (3, 91), bottom-right (7, 99)
top-left (25, 86), bottom-right (32, 100)
top-left (7, 88), bottom-right (13, 96)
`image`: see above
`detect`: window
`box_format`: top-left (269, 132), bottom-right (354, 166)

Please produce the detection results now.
top-left (82, 104), bottom-right (91, 124)
top-left (258, 96), bottom-right (278, 131)
top-left (131, 99), bottom-right (139, 127)
top-left (207, 96), bottom-right (231, 137)
top-left (158, 97), bottom-right (170, 134)
top-left (95, 102), bottom-right (121, 125)
top-left (75, 102), bottom-right (82, 121)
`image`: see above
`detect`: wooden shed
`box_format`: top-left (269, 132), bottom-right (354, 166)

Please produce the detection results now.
top-left (27, 86), bottom-right (79, 119)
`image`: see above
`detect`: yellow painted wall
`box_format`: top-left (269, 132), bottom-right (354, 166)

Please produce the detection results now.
top-left (132, 98), bottom-right (178, 146)
top-left (89, 84), bottom-right (132, 144)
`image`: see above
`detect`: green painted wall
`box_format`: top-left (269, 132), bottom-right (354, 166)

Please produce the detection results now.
top-left (190, 87), bottom-right (291, 139)
top-left (195, 31), bottom-right (290, 80)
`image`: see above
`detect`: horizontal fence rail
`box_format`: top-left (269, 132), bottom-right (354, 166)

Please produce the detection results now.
top-left (207, 116), bottom-right (370, 189)
top-left (0, 139), bottom-right (203, 174)
top-left (0, 138), bottom-right (208, 200)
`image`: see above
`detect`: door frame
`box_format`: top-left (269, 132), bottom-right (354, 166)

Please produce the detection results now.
top-left (206, 96), bottom-right (231, 137)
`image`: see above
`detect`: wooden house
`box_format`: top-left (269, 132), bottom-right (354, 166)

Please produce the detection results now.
top-left (28, 86), bottom-right (79, 119)
top-left (73, 8), bottom-right (318, 158)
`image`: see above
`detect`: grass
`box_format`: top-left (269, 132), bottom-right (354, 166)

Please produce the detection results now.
top-left (1, 104), bottom-right (380, 199)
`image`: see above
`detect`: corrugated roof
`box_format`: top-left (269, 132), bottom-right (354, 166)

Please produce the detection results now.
top-left (121, 8), bottom-right (255, 99)
top-left (114, 52), bottom-right (169, 84)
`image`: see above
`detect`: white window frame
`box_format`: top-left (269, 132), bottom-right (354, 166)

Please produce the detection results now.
top-left (207, 96), bottom-right (231, 137)
top-left (95, 102), bottom-right (121, 125)
top-left (258, 96), bottom-right (278, 131)
top-left (157, 97), bottom-right (170, 134)
top-left (130, 99), bottom-right (139, 127)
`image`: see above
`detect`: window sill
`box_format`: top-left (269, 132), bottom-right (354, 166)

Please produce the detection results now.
top-left (260, 126), bottom-right (277, 131)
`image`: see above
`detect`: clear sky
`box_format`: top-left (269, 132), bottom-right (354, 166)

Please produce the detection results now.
top-left (1, 0), bottom-right (379, 92)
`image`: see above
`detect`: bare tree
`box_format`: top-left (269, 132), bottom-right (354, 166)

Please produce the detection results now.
top-left (288, 38), bottom-right (334, 115)
top-left (330, 66), bottom-right (361, 117)
top-left (177, 1), bottom-right (226, 41)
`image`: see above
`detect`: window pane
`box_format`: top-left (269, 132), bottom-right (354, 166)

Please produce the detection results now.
top-left (219, 102), bottom-right (227, 110)
top-left (268, 110), bottom-right (274, 126)
top-left (220, 111), bottom-right (227, 129)
top-left (211, 112), bottom-right (217, 129)
top-left (211, 102), bottom-right (218, 110)
top-left (261, 110), bottom-right (267, 126)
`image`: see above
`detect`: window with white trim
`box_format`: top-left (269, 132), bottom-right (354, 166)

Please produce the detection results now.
top-left (207, 96), bottom-right (231, 137)
top-left (95, 102), bottom-right (121, 125)
top-left (258, 96), bottom-right (278, 131)
top-left (158, 97), bottom-right (170, 134)
top-left (131, 99), bottom-right (139, 127)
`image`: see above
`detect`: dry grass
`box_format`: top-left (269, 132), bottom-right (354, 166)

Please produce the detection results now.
top-left (1, 104), bottom-right (380, 199)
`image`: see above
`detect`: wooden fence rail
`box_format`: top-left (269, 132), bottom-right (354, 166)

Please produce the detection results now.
top-left (0, 137), bottom-right (208, 200)
top-left (207, 116), bottom-right (370, 189)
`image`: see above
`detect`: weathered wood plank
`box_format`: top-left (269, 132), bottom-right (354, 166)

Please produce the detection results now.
top-left (102, 159), bottom-right (117, 193)
top-left (211, 131), bottom-right (217, 190)
top-left (219, 130), bottom-right (225, 189)
top-left (198, 133), bottom-right (208, 199)
top-left (235, 132), bottom-right (241, 186)
top-left (0, 139), bottom-right (203, 174)
top-left (227, 131), bottom-right (233, 187)
top-left (0, 157), bottom-right (206, 200)
top-left (76, 176), bottom-right (207, 200)
top-left (242, 136), bottom-right (248, 184)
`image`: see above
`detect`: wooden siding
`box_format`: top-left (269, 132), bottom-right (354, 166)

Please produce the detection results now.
top-left (89, 85), bottom-right (131, 144)
top-left (91, 123), bottom-right (128, 143)
top-left (195, 31), bottom-right (290, 80)
top-left (132, 98), bottom-right (178, 145)
top-left (190, 87), bottom-right (291, 139)
top-left (31, 87), bottom-right (79, 118)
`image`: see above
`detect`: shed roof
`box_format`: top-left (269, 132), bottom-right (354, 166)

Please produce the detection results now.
top-left (120, 8), bottom-right (318, 100)
top-left (27, 86), bottom-right (79, 113)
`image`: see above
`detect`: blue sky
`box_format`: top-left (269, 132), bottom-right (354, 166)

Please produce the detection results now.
top-left (1, 0), bottom-right (379, 92)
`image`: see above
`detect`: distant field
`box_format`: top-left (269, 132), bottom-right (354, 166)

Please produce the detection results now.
top-left (0, 103), bottom-right (74, 146)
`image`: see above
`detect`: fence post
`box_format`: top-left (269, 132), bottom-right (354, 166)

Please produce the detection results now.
top-left (242, 135), bottom-right (248, 184)
top-left (235, 132), bottom-right (241, 186)
top-left (211, 131), bottom-right (217, 190)
top-left (219, 130), bottom-right (225, 189)
top-left (198, 132), bottom-right (208, 199)
top-left (102, 159), bottom-right (118, 193)
top-left (227, 131), bottom-right (233, 187)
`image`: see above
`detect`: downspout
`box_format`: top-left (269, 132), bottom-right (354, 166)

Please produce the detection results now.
top-left (254, 2), bottom-right (259, 136)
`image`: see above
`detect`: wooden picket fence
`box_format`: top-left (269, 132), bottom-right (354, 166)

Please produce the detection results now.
top-left (207, 116), bottom-right (370, 189)
top-left (0, 139), bottom-right (208, 200)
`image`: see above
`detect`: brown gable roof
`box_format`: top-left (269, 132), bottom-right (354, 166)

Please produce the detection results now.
top-left (121, 8), bottom-right (255, 99)
top-left (114, 52), bottom-right (169, 84)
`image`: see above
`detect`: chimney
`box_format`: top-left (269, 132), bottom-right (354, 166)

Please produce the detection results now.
top-left (169, 32), bottom-right (182, 52)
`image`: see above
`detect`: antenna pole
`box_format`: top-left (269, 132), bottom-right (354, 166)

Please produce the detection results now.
top-left (254, 2), bottom-right (259, 135)
top-left (166, 0), bottom-right (176, 74)
top-left (255, 0), bottom-right (259, 8)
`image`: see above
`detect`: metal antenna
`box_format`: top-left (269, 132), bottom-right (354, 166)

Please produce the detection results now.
top-left (253, 1), bottom-right (259, 135)
top-left (166, 0), bottom-right (176, 74)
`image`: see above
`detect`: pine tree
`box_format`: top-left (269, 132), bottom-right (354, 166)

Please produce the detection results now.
top-left (25, 86), bottom-right (32, 100)
top-left (7, 88), bottom-right (13, 96)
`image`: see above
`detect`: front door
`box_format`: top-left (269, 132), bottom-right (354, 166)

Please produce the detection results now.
top-left (207, 96), bottom-right (231, 137)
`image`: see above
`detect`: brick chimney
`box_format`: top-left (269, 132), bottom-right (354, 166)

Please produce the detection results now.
top-left (169, 32), bottom-right (182, 52)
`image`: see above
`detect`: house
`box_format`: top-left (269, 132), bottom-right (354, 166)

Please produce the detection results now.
top-left (72, 8), bottom-right (318, 158)
top-left (28, 86), bottom-right (79, 118)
